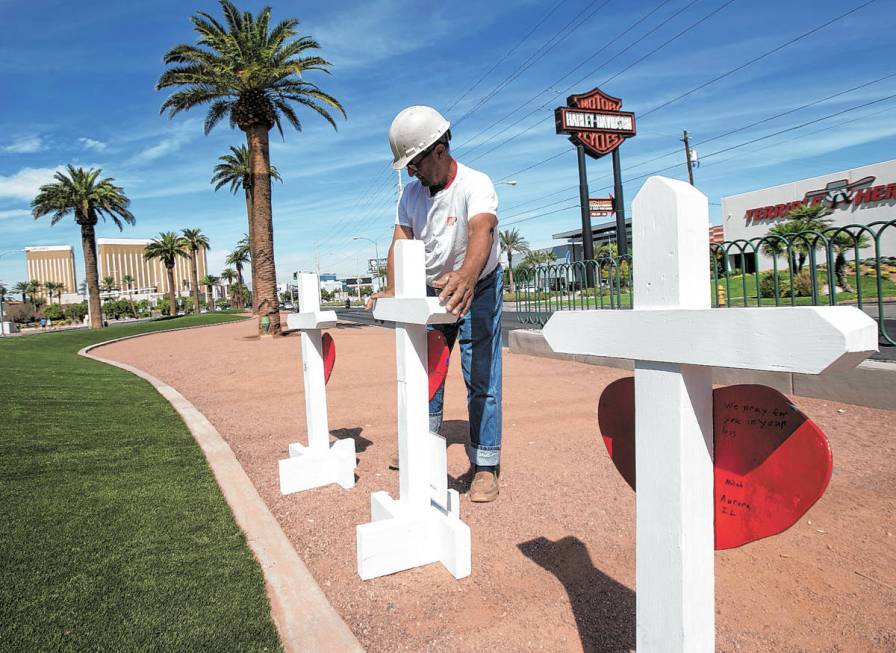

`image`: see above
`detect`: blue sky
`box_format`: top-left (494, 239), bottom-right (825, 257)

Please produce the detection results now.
top-left (1, 0), bottom-right (894, 287)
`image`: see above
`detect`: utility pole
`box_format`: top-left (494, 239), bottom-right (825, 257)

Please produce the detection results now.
top-left (682, 130), bottom-right (695, 186)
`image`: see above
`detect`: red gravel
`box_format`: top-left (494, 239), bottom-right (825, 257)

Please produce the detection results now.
top-left (96, 318), bottom-right (896, 652)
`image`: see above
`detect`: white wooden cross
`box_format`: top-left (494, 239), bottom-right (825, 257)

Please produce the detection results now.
top-left (278, 273), bottom-right (356, 494)
top-left (543, 176), bottom-right (877, 652)
top-left (356, 239), bottom-right (471, 581)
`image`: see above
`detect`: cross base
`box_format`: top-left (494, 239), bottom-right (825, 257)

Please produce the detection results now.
top-left (278, 438), bottom-right (357, 494)
top-left (356, 490), bottom-right (471, 580)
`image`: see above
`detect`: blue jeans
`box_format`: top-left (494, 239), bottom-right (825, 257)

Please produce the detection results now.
top-left (428, 267), bottom-right (503, 467)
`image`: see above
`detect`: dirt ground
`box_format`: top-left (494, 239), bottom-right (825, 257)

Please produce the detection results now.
top-left (96, 318), bottom-right (896, 652)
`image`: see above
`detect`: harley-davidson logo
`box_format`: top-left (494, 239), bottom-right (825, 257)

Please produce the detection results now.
top-left (555, 87), bottom-right (636, 159)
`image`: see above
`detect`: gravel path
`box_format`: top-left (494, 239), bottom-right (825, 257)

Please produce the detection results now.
top-left (96, 318), bottom-right (896, 652)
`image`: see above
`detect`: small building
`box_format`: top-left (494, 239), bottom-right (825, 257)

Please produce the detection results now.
top-left (721, 159), bottom-right (896, 272)
top-left (551, 217), bottom-right (633, 260)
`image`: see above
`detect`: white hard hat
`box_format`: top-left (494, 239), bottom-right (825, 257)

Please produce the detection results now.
top-left (388, 106), bottom-right (450, 170)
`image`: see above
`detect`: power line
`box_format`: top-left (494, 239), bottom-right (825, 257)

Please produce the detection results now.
top-left (638, 0), bottom-right (879, 119)
top-left (464, 0), bottom-right (734, 165)
top-left (464, 0), bottom-right (880, 183)
top-left (453, 0), bottom-right (612, 128)
top-left (622, 70), bottom-right (896, 175)
top-left (455, 0), bottom-right (678, 156)
top-left (444, 0), bottom-right (569, 115)
top-left (500, 90), bottom-right (896, 227)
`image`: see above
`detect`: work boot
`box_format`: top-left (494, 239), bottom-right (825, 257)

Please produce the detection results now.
top-left (389, 453), bottom-right (399, 470)
top-left (469, 469), bottom-right (499, 503)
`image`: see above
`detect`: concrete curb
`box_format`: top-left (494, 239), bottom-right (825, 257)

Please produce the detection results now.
top-left (508, 328), bottom-right (896, 411)
top-left (80, 321), bottom-right (364, 653)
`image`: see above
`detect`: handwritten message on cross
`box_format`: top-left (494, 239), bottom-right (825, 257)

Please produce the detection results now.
top-left (544, 176), bottom-right (877, 652)
top-left (356, 240), bottom-right (471, 581)
top-left (278, 273), bottom-right (356, 494)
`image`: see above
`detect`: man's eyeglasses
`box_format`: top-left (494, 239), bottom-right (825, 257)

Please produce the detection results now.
top-left (406, 141), bottom-right (439, 171)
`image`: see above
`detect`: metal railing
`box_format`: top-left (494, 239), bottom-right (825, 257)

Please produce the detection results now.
top-left (511, 219), bottom-right (896, 347)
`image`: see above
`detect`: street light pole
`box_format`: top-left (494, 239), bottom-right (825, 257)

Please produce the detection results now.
top-left (0, 250), bottom-right (23, 336)
top-left (352, 235), bottom-right (381, 291)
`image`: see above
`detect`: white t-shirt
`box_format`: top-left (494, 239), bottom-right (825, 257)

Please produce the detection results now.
top-left (396, 162), bottom-right (499, 285)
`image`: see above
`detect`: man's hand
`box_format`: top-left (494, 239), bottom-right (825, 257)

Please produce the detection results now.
top-left (432, 269), bottom-right (476, 317)
top-left (365, 288), bottom-right (394, 311)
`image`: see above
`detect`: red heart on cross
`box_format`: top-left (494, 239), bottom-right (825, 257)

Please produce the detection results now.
top-left (322, 332), bottom-right (335, 385)
top-left (428, 330), bottom-right (450, 401)
top-left (598, 378), bottom-right (832, 550)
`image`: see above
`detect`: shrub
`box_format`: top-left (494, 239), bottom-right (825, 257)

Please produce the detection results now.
top-left (6, 303), bottom-right (37, 324)
top-left (758, 270), bottom-right (815, 298)
top-left (64, 303), bottom-right (88, 322)
top-left (41, 304), bottom-right (65, 321)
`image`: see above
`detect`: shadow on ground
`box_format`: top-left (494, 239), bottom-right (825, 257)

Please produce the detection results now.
top-left (441, 419), bottom-right (477, 492)
top-left (332, 427), bottom-right (373, 453)
top-left (518, 536), bottom-right (635, 653)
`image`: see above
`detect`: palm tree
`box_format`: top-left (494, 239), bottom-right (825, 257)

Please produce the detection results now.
top-left (211, 145), bottom-right (281, 314)
top-left (157, 0), bottom-right (346, 335)
top-left (13, 281), bottom-right (28, 303)
top-left (499, 228), bottom-right (529, 293)
top-left (144, 232), bottom-right (189, 316)
top-left (26, 280), bottom-right (43, 305)
top-left (120, 274), bottom-right (139, 318)
top-left (100, 275), bottom-right (117, 295)
top-left (220, 267), bottom-right (237, 302)
top-left (181, 228), bottom-right (210, 314)
top-left (31, 165), bottom-right (134, 329)
top-left (200, 274), bottom-right (218, 311)
top-left (226, 239), bottom-right (251, 291)
top-left (44, 281), bottom-right (64, 304)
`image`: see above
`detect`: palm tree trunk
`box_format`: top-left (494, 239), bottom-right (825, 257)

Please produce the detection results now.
top-left (189, 252), bottom-right (201, 314)
top-left (166, 265), bottom-right (177, 316)
top-left (834, 252), bottom-right (853, 293)
top-left (245, 124), bottom-right (280, 335)
top-left (245, 188), bottom-right (259, 315)
top-left (207, 286), bottom-right (215, 312)
top-left (507, 252), bottom-right (515, 293)
top-left (80, 223), bottom-right (103, 329)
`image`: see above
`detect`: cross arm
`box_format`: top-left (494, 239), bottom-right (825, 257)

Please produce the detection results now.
top-left (543, 307), bottom-right (877, 374)
top-left (373, 297), bottom-right (458, 326)
top-left (287, 310), bottom-right (338, 330)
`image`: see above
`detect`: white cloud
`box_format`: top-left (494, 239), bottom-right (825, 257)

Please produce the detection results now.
top-left (125, 119), bottom-right (202, 166)
top-left (1, 135), bottom-right (44, 154)
top-left (0, 166), bottom-right (64, 201)
top-left (0, 209), bottom-right (31, 220)
top-left (78, 137), bottom-right (107, 151)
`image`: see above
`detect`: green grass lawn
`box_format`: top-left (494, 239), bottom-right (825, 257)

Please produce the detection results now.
top-left (717, 272), bottom-right (896, 306)
top-left (0, 314), bottom-right (282, 652)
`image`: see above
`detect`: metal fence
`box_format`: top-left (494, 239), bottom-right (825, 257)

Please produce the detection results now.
top-left (511, 219), bottom-right (896, 347)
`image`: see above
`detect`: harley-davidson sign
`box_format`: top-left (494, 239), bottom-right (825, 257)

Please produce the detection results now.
top-left (555, 88), bottom-right (636, 158)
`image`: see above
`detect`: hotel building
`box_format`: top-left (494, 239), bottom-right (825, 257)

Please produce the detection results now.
top-left (24, 246), bottom-right (78, 298)
top-left (97, 238), bottom-right (208, 297)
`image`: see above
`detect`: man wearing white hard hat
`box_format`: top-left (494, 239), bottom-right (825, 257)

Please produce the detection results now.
top-left (367, 105), bottom-right (503, 503)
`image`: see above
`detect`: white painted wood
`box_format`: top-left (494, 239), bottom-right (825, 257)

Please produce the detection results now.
top-left (540, 176), bottom-right (875, 653)
top-left (297, 272), bottom-right (320, 312)
top-left (544, 307), bottom-right (877, 374)
top-left (635, 361), bottom-right (713, 652)
top-left (357, 240), bottom-right (470, 580)
top-left (301, 330), bottom-right (330, 451)
top-left (286, 311), bottom-right (338, 330)
top-left (278, 272), bottom-right (356, 495)
top-left (372, 298), bottom-right (457, 325)
top-left (279, 438), bottom-right (356, 493)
